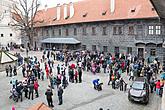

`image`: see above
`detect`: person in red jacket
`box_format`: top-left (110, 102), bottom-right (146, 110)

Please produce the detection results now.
top-left (75, 70), bottom-right (78, 83)
top-left (155, 80), bottom-right (161, 95)
top-left (34, 80), bottom-right (39, 98)
top-left (46, 66), bottom-right (49, 79)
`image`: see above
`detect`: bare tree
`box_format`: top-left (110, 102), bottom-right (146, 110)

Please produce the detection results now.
top-left (11, 0), bottom-right (41, 48)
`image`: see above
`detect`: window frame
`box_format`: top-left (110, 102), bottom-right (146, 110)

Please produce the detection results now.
top-left (82, 27), bottom-right (87, 35)
top-left (92, 45), bottom-right (97, 51)
top-left (103, 46), bottom-right (108, 52)
top-left (82, 45), bottom-right (86, 50)
top-left (1, 34), bottom-right (4, 37)
top-left (128, 26), bottom-right (134, 35)
top-left (51, 29), bottom-right (55, 36)
top-left (59, 29), bottom-right (62, 36)
top-left (66, 28), bottom-right (69, 36)
top-left (118, 26), bottom-right (123, 35)
top-left (102, 27), bottom-right (107, 35)
top-left (74, 28), bottom-right (77, 36)
top-left (92, 27), bottom-right (96, 35)
top-left (113, 26), bottom-right (117, 35)
top-left (137, 25), bottom-right (143, 35)
top-left (46, 30), bottom-right (49, 36)
top-left (10, 33), bottom-right (12, 37)
top-left (155, 25), bottom-right (161, 35)
top-left (148, 25), bottom-right (154, 35)
top-left (150, 48), bottom-right (156, 56)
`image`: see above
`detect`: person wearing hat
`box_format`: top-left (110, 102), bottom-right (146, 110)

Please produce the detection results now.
top-left (45, 87), bottom-right (54, 107)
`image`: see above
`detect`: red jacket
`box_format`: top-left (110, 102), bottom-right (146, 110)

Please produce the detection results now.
top-left (34, 81), bottom-right (39, 90)
top-left (156, 81), bottom-right (161, 89)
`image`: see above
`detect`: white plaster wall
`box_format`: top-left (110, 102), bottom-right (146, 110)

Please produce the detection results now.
top-left (0, 0), bottom-right (21, 47)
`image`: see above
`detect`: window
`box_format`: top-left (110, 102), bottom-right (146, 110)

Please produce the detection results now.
top-left (92, 27), bottom-right (96, 35)
top-left (113, 27), bottom-right (117, 35)
top-left (41, 28), bottom-right (44, 36)
top-left (102, 27), bottom-right (107, 35)
top-left (103, 46), bottom-right (108, 52)
top-left (82, 27), bottom-right (87, 35)
top-left (114, 47), bottom-right (119, 53)
top-left (10, 33), bottom-right (12, 37)
top-left (82, 45), bottom-right (86, 50)
top-left (137, 25), bottom-right (143, 35)
top-left (46, 30), bottom-right (49, 36)
top-left (118, 27), bottom-right (122, 35)
top-left (74, 28), bottom-right (77, 35)
top-left (148, 26), bottom-right (154, 35)
top-left (59, 29), bottom-right (61, 36)
top-left (66, 29), bottom-right (69, 36)
top-left (92, 45), bottom-right (96, 51)
top-left (1, 34), bottom-right (3, 37)
top-left (52, 30), bottom-right (55, 36)
top-left (128, 26), bottom-right (134, 35)
top-left (127, 47), bottom-right (132, 54)
top-left (150, 49), bottom-right (156, 56)
top-left (156, 26), bottom-right (161, 35)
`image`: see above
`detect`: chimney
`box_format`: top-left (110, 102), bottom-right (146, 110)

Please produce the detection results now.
top-left (44, 4), bottom-right (48, 11)
top-left (57, 4), bottom-right (60, 20)
top-left (110, 0), bottom-right (115, 13)
top-left (69, 2), bottom-right (74, 18)
top-left (63, 3), bottom-right (67, 19)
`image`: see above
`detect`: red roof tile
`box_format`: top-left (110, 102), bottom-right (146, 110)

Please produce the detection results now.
top-left (35, 0), bottom-right (159, 27)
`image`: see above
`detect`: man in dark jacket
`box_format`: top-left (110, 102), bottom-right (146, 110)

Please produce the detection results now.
top-left (119, 78), bottom-right (126, 91)
top-left (9, 65), bottom-right (12, 77)
top-left (78, 68), bottom-right (82, 83)
top-left (28, 81), bottom-right (34, 100)
top-left (58, 86), bottom-right (63, 105)
top-left (5, 65), bottom-right (9, 77)
top-left (45, 88), bottom-right (54, 107)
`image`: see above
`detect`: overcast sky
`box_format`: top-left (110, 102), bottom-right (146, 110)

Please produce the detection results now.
top-left (39, 0), bottom-right (81, 9)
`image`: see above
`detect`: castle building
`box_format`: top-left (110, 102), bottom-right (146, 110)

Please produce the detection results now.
top-left (31, 0), bottom-right (165, 64)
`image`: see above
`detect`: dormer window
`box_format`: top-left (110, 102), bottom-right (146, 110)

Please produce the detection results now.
top-left (131, 9), bottom-right (135, 13)
top-left (83, 13), bottom-right (88, 17)
top-left (131, 8), bottom-right (136, 13)
top-left (151, 8), bottom-right (155, 11)
top-left (65, 16), bottom-right (69, 20)
top-left (53, 18), bottom-right (57, 21)
top-left (102, 11), bottom-right (107, 16)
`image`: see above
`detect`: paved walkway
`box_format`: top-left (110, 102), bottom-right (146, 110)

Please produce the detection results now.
top-left (0, 50), bottom-right (162, 110)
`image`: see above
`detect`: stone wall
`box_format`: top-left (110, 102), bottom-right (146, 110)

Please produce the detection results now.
top-left (33, 18), bottom-right (165, 63)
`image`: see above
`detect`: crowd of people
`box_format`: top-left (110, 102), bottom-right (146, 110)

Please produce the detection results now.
top-left (5, 49), bottom-right (165, 109)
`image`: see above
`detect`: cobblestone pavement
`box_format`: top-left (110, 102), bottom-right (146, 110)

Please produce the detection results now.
top-left (0, 50), bottom-right (162, 110)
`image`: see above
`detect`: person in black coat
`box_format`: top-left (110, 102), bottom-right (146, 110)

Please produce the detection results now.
top-left (119, 78), bottom-right (126, 91)
top-left (58, 86), bottom-right (63, 105)
top-left (9, 65), bottom-right (12, 77)
top-left (45, 88), bottom-right (54, 107)
top-left (28, 81), bottom-right (34, 100)
top-left (78, 68), bottom-right (82, 83)
top-left (5, 65), bottom-right (9, 77)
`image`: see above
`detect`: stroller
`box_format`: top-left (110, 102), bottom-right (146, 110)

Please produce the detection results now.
top-left (115, 79), bottom-right (120, 89)
top-left (9, 88), bottom-right (19, 102)
top-left (94, 83), bottom-right (103, 91)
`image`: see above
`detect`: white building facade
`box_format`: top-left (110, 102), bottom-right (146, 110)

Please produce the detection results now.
top-left (0, 0), bottom-right (21, 47)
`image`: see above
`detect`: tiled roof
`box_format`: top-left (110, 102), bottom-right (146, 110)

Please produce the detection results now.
top-left (28, 102), bottom-right (52, 110)
top-left (35, 0), bottom-right (159, 27)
